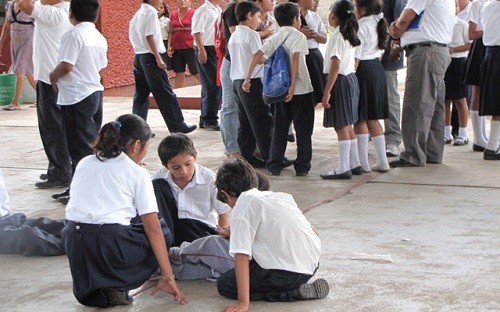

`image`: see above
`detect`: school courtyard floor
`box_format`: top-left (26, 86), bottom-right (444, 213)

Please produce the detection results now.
top-left (0, 80), bottom-right (499, 311)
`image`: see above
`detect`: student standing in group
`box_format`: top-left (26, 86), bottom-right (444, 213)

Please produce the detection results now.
top-left (129, 0), bottom-right (196, 134)
top-left (320, 0), bottom-right (361, 180)
top-left (192, 0), bottom-right (222, 130)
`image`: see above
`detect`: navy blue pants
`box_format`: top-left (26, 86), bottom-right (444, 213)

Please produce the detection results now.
top-left (196, 46), bottom-right (221, 125)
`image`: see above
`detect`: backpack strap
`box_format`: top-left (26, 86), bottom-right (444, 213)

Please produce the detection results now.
top-left (10, 3), bottom-right (34, 26)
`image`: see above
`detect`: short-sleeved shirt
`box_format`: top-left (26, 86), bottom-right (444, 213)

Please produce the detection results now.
top-left (260, 26), bottom-right (313, 95)
top-left (303, 10), bottom-right (326, 49)
top-left (0, 169), bottom-right (11, 217)
top-left (30, 1), bottom-right (72, 84)
top-left (400, 0), bottom-right (455, 47)
top-left (152, 164), bottom-right (231, 227)
top-left (457, 1), bottom-right (472, 22)
top-left (228, 25), bottom-right (263, 80)
top-left (355, 15), bottom-right (384, 60)
top-left (56, 22), bottom-right (107, 105)
top-left (450, 18), bottom-right (471, 58)
top-left (129, 3), bottom-right (165, 54)
top-left (229, 189), bottom-right (321, 274)
top-left (468, 0), bottom-right (490, 31)
top-left (324, 26), bottom-right (356, 76)
top-left (170, 8), bottom-right (196, 49)
top-left (66, 153), bottom-right (159, 226)
top-left (191, 0), bottom-right (221, 46)
top-left (481, 1), bottom-right (500, 46)
top-left (159, 16), bottom-right (171, 41)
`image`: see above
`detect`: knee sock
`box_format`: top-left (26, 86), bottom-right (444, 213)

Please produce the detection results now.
top-left (445, 125), bottom-right (453, 140)
top-left (471, 110), bottom-right (488, 147)
top-left (356, 133), bottom-right (370, 171)
top-left (335, 140), bottom-right (351, 174)
top-left (486, 120), bottom-right (500, 151)
top-left (372, 135), bottom-right (389, 167)
top-left (481, 115), bottom-right (489, 142)
top-left (458, 127), bottom-right (468, 139)
top-left (349, 138), bottom-right (361, 169)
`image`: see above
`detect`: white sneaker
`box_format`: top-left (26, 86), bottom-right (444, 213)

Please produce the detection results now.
top-left (372, 163), bottom-right (390, 172)
top-left (453, 137), bottom-right (469, 146)
top-left (386, 145), bottom-right (400, 157)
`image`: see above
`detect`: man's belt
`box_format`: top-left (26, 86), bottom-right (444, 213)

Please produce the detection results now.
top-left (405, 42), bottom-right (447, 51)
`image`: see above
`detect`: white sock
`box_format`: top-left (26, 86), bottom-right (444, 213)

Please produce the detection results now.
top-left (471, 110), bottom-right (487, 147)
top-left (481, 115), bottom-right (489, 142)
top-left (445, 125), bottom-right (453, 140)
top-left (335, 140), bottom-right (351, 174)
top-left (486, 120), bottom-right (500, 151)
top-left (357, 133), bottom-right (370, 170)
top-left (458, 127), bottom-right (468, 139)
top-left (372, 135), bottom-right (389, 167)
top-left (349, 138), bottom-right (361, 169)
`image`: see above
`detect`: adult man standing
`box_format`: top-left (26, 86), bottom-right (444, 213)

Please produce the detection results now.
top-left (17, 0), bottom-right (73, 189)
top-left (388, 0), bottom-right (455, 167)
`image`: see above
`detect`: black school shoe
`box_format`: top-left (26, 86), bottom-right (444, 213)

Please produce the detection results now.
top-left (320, 170), bottom-right (352, 180)
top-left (483, 149), bottom-right (500, 160)
top-left (472, 144), bottom-right (486, 152)
top-left (293, 278), bottom-right (330, 300)
top-left (200, 122), bottom-right (220, 131)
top-left (35, 179), bottom-right (70, 189)
top-left (389, 159), bottom-right (417, 168)
top-left (103, 289), bottom-right (133, 306)
top-left (171, 123), bottom-right (197, 134)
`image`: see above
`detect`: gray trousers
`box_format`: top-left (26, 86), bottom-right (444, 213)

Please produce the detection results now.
top-left (169, 235), bottom-right (233, 280)
top-left (400, 46), bottom-right (451, 165)
top-left (384, 70), bottom-right (402, 147)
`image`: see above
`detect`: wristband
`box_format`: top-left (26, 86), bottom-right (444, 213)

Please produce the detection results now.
top-left (160, 275), bottom-right (175, 282)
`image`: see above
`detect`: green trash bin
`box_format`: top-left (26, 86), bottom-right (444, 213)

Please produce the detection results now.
top-left (0, 73), bottom-right (16, 106)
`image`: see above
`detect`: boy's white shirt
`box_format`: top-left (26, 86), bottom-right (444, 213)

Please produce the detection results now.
top-left (303, 10), bottom-right (326, 49)
top-left (191, 0), bottom-right (221, 46)
top-left (129, 3), bottom-right (165, 54)
top-left (324, 26), bottom-right (356, 76)
top-left (227, 25), bottom-right (263, 80)
top-left (449, 17), bottom-right (471, 58)
top-left (259, 26), bottom-right (313, 95)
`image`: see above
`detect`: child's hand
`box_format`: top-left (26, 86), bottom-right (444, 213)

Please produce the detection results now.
top-left (322, 93), bottom-right (331, 109)
top-left (216, 225), bottom-right (230, 238)
top-left (155, 56), bottom-right (166, 70)
top-left (285, 86), bottom-right (295, 102)
top-left (167, 48), bottom-right (174, 58)
top-left (151, 280), bottom-right (187, 304)
top-left (300, 26), bottom-right (314, 39)
top-left (223, 301), bottom-right (249, 312)
top-left (242, 79), bottom-right (251, 93)
top-left (197, 48), bottom-right (207, 64)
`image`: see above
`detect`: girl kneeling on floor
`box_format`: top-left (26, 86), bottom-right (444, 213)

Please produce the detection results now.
top-left (61, 114), bottom-right (186, 307)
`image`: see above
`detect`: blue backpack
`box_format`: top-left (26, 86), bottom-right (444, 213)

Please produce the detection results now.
top-left (262, 36), bottom-right (291, 104)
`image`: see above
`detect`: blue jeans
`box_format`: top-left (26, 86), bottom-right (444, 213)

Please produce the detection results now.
top-left (220, 58), bottom-right (240, 154)
top-left (132, 53), bottom-right (185, 132)
top-left (196, 46), bottom-right (221, 125)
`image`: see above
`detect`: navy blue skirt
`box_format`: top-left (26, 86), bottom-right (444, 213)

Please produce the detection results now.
top-left (323, 73), bottom-right (359, 128)
top-left (464, 38), bottom-right (485, 86)
top-left (445, 57), bottom-right (468, 100)
top-left (356, 59), bottom-right (389, 121)
top-left (479, 46), bottom-right (500, 116)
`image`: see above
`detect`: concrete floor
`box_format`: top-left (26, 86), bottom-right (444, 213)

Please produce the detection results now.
top-left (0, 93), bottom-right (499, 311)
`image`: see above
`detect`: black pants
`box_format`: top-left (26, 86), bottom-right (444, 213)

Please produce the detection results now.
top-left (196, 46), bottom-right (221, 125)
top-left (306, 48), bottom-right (326, 104)
top-left (233, 79), bottom-right (272, 161)
top-left (152, 179), bottom-right (217, 246)
top-left (267, 93), bottom-right (315, 174)
top-left (61, 91), bottom-right (103, 168)
top-left (36, 81), bottom-right (72, 182)
top-left (132, 53), bottom-right (186, 131)
top-left (217, 260), bottom-right (312, 302)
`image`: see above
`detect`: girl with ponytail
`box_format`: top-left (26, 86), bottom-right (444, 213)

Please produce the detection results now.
top-left (62, 114), bottom-right (187, 307)
top-left (353, 0), bottom-right (391, 173)
top-left (320, 0), bottom-right (362, 180)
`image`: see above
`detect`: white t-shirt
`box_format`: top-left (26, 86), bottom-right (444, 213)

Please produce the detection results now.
top-left (468, 0), bottom-right (490, 32)
top-left (450, 18), bottom-right (471, 58)
top-left (129, 3), bottom-right (166, 54)
top-left (159, 16), bottom-right (171, 41)
top-left (0, 168), bottom-right (11, 217)
top-left (229, 189), bottom-right (321, 274)
top-left (481, 1), bottom-right (500, 46)
top-left (191, 0), bottom-right (221, 46)
top-left (355, 14), bottom-right (384, 60)
top-left (303, 10), bottom-right (326, 49)
top-left (66, 153), bottom-right (159, 225)
top-left (56, 22), bottom-right (108, 105)
top-left (400, 0), bottom-right (455, 47)
top-left (260, 26), bottom-right (313, 95)
top-left (457, 1), bottom-right (472, 22)
top-left (152, 164), bottom-right (230, 227)
top-left (30, 1), bottom-right (72, 84)
top-left (228, 25), bottom-right (263, 80)
top-left (324, 26), bottom-right (356, 76)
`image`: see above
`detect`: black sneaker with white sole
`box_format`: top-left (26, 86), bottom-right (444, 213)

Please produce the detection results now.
top-left (294, 278), bottom-right (330, 300)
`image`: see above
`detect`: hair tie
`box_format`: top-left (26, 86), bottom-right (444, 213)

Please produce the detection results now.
top-left (346, 10), bottom-right (353, 15)
top-left (375, 12), bottom-right (384, 22)
top-left (114, 121), bottom-right (122, 130)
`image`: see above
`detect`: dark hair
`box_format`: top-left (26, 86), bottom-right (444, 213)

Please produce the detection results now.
top-left (157, 133), bottom-right (197, 165)
top-left (216, 158), bottom-right (258, 202)
top-left (160, 0), bottom-right (170, 18)
top-left (355, 0), bottom-right (388, 49)
top-left (331, 0), bottom-right (360, 47)
top-left (236, 1), bottom-right (261, 23)
top-left (274, 2), bottom-right (300, 27)
top-left (91, 114), bottom-right (152, 161)
top-left (255, 170), bottom-right (270, 191)
top-left (70, 0), bottom-right (100, 23)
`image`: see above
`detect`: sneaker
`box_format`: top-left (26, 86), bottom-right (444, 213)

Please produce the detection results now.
top-left (294, 278), bottom-right (330, 300)
top-left (35, 179), bottom-right (70, 189)
top-left (483, 149), bottom-right (500, 160)
top-left (386, 145), bottom-right (400, 157)
top-left (453, 137), bottom-right (469, 146)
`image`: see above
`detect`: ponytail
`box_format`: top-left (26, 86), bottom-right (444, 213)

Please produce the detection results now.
top-left (376, 17), bottom-right (388, 50)
top-left (356, 0), bottom-right (387, 49)
top-left (332, 0), bottom-right (360, 47)
top-left (91, 114), bottom-right (152, 161)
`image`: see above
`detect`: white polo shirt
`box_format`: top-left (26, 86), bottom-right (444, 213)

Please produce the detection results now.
top-left (400, 0), bottom-right (455, 47)
top-left (468, 0), bottom-right (490, 31)
top-left (66, 153), bottom-right (159, 226)
top-left (355, 14), bottom-right (384, 60)
top-left (229, 189), bottom-right (321, 274)
top-left (159, 16), bottom-right (171, 41)
top-left (152, 164), bottom-right (231, 227)
top-left (0, 168), bottom-right (11, 217)
top-left (30, 1), bottom-right (72, 84)
top-left (228, 25), bottom-right (263, 80)
top-left (303, 10), bottom-right (326, 49)
top-left (129, 3), bottom-right (166, 54)
top-left (260, 26), bottom-right (313, 96)
top-left (481, 1), bottom-right (500, 46)
top-left (450, 18), bottom-right (471, 58)
top-left (191, 0), bottom-right (221, 46)
top-left (56, 22), bottom-right (108, 105)
top-left (324, 26), bottom-right (356, 76)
